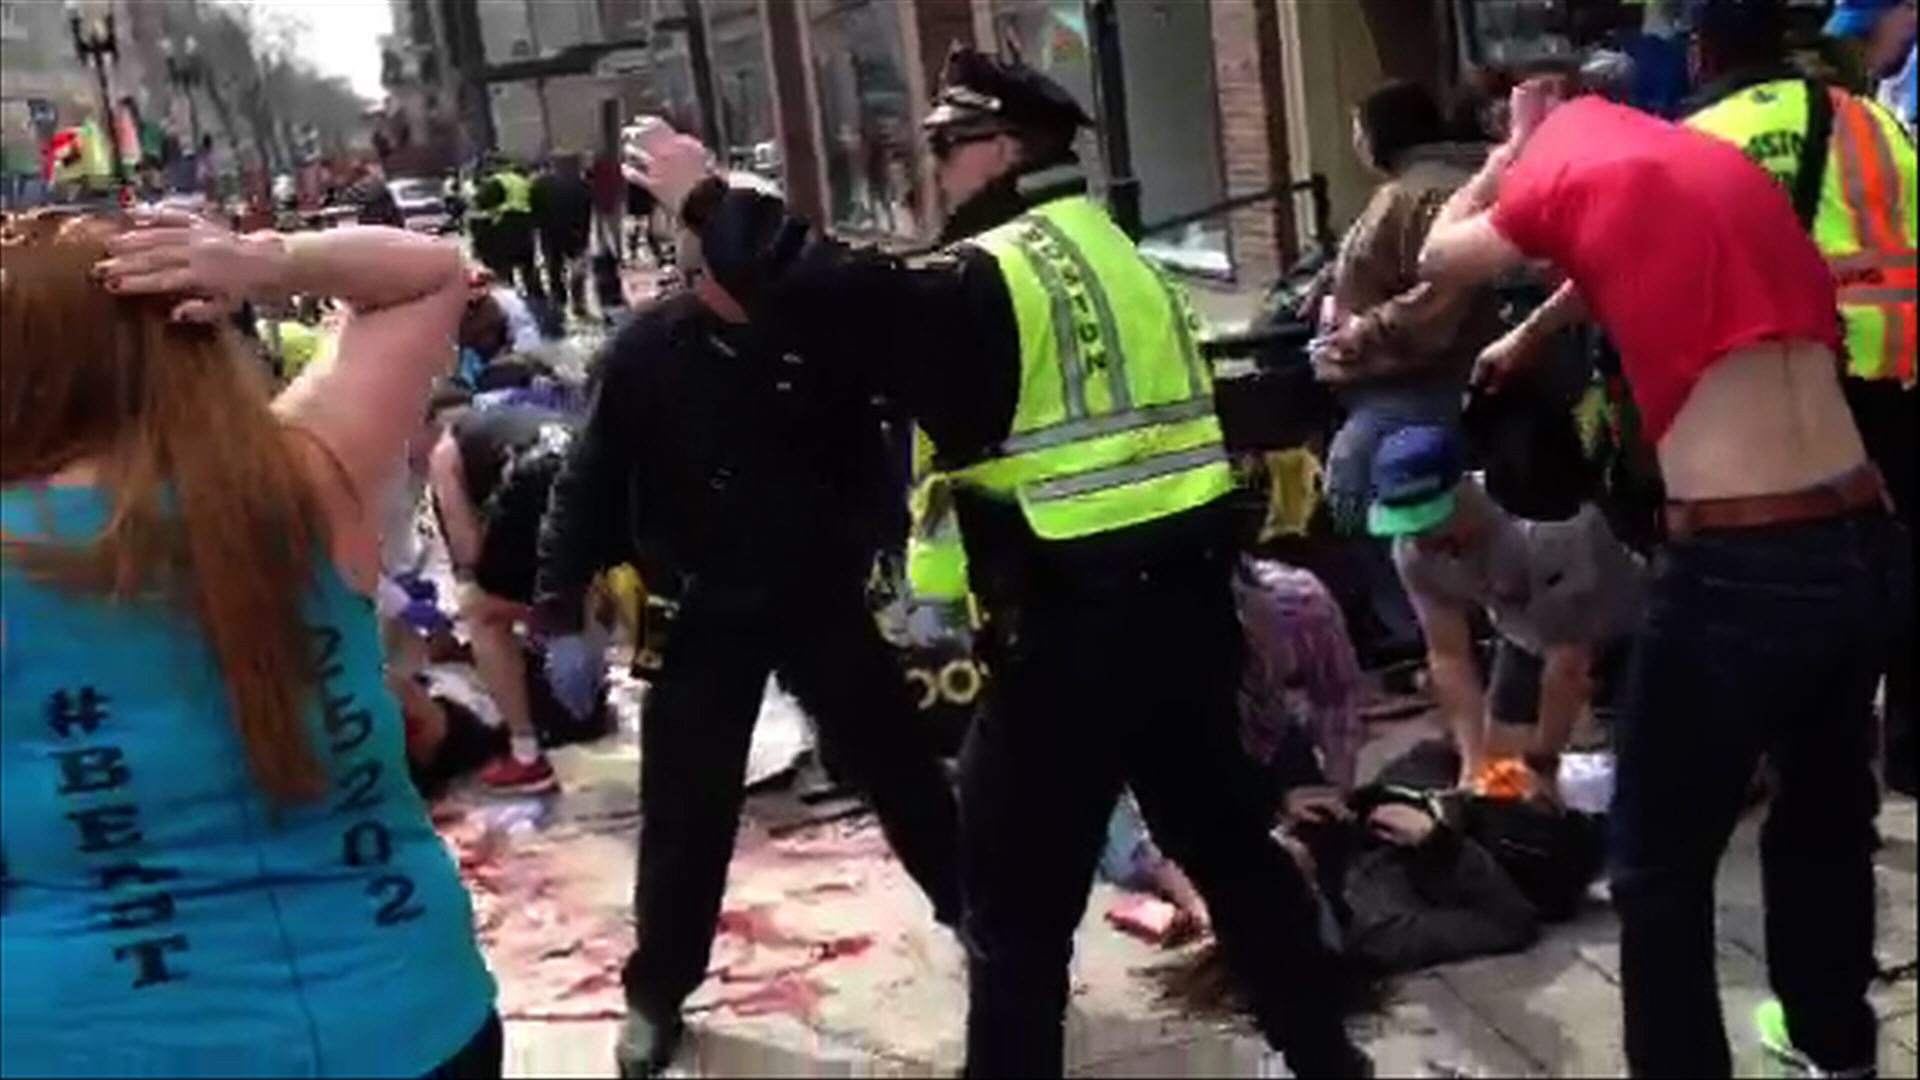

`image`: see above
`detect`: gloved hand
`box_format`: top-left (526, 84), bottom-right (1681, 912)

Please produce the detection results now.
top-left (543, 631), bottom-right (604, 721)
top-left (401, 596), bottom-right (453, 637)
top-left (395, 571), bottom-right (437, 603)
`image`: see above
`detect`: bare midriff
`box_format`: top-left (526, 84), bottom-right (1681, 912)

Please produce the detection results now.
top-left (1658, 341), bottom-right (1869, 502)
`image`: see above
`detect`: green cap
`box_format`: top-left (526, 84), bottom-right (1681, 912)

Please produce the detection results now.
top-left (1367, 424), bottom-right (1464, 537)
top-left (1367, 488), bottom-right (1458, 537)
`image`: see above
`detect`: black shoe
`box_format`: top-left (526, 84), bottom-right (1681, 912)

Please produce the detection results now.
top-left (614, 1009), bottom-right (684, 1078)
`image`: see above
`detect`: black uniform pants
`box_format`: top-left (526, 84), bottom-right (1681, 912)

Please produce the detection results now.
top-left (539, 232), bottom-right (586, 315)
top-left (479, 217), bottom-right (544, 306)
top-left (621, 579), bottom-right (962, 1019)
top-left (958, 553), bottom-right (1355, 1077)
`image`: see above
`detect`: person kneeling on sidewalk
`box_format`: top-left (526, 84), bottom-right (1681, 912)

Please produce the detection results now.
top-left (429, 400), bottom-right (602, 794)
top-left (1370, 425), bottom-right (1644, 795)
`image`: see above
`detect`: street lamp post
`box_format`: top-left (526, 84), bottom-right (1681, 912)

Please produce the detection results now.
top-left (67, 3), bottom-right (129, 191)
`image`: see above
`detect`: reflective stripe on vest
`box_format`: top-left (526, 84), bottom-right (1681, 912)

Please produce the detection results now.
top-left (1829, 92), bottom-right (1916, 383)
top-left (906, 471), bottom-right (970, 601)
top-left (903, 195), bottom-right (1232, 599)
top-left (1687, 80), bottom-right (1917, 384)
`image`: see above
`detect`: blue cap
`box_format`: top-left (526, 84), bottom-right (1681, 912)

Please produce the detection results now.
top-left (1368, 425), bottom-right (1465, 537)
top-left (1826, 0), bottom-right (1899, 39)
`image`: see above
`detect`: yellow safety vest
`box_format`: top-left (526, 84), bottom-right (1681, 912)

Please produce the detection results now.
top-left (271, 319), bottom-right (326, 380)
top-left (1687, 78), bottom-right (1918, 385)
top-left (906, 194), bottom-right (1233, 601)
top-left (468, 168), bottom-right (532, 225)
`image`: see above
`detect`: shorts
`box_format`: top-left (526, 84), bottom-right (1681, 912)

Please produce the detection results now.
top-left (474, 494), bottom-right (542, 604)
top-left (1487, 635), bottom-right (1633, 729)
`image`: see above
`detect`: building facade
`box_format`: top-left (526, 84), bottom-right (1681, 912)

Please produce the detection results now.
top-left (401, 0), bottom-right (1707, 301)
top-left (744, 0), bottom-right (1463, 292)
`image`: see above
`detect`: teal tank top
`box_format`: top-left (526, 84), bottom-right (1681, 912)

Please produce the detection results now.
top-left (0, 486), bottom-right (495, 1077)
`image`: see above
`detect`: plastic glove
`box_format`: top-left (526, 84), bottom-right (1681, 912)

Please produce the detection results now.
top-left (401, 596), bottom-right (453, 637)
top-left (543, 631), bottom-right (604, 720)
top-left (394, 571), bottom-right (437, 603)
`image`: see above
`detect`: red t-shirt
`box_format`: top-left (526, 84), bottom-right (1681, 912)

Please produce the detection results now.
top-left (1491, 97), bottom-right (1840, 440)
top-left (589, 157), bottom-right (626, 212)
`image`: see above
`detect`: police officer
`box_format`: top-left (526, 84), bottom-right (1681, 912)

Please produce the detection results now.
top-left (625, 48), bottom-right (1367, 1077)
top-left (1688, 0), bottom-right (1916, 796)
top-left (532, 237), bottom-right (961, 1077)
top-left (467, 155), bottom-right (544, 305)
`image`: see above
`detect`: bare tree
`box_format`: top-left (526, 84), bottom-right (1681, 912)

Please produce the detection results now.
top-left (144, 0), bottom-right (371, 176)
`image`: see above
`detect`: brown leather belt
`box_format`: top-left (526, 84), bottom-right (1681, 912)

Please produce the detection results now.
top-left (1665, 463), bottom-right (1889, 538)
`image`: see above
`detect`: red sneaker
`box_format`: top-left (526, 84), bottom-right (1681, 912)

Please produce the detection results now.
top-left (479, 754), bottom-right (559, 795)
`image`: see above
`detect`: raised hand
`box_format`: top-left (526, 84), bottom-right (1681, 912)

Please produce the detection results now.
top-left (621, 116), bottom-right (717, 218)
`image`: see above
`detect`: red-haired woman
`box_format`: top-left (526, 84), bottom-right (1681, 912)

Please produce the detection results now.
top-left (0, 210), bottom-right (498, 1077)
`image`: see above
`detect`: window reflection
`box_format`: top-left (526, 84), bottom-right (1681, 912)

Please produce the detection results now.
top-left (809, 0), bottom-right (923, 236)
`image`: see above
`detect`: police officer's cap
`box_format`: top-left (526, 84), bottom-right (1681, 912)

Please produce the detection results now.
top-left (922, 46), bottom-right (1092, 140)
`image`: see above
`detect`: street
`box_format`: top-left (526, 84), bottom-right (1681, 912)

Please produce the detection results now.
top-left (421, 670), bottom-right (1918, 1078)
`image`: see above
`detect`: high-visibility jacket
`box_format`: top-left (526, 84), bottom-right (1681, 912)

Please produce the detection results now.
top-left (468, 167), bottom-right (532, 225)
top-left (269, 319), bottom-right (326, 380)
top-left (1687, 78), bottom-right (1918, 385)
top-left (906, 194), bottom-right (1233, 601)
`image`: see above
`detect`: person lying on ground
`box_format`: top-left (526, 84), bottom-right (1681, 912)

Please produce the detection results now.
top-left (1146, 735), bottom-right (1556, 989)
top-left (1097, 791), bottom-right (1212, 942)
top-left (1280, 782), bottom-right (1543, 975)
top-left (428, 398), bottom-right (596, 795)
top-left (1367, 424), bottom-right (1644, 795)
top-left (0, 210), bottom-right (500, 1076)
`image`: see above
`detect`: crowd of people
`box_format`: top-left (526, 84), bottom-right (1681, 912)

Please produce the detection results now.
top-left (1, 0), bottom-right (1913, 1077)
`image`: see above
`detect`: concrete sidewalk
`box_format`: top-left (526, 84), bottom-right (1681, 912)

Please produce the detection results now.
top-left (455, 706), bottom-right (1916, 1078)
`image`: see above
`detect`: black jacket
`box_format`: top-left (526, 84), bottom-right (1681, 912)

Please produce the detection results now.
top-left (685, 159), bottom-right (1235, 608)
top-left (1339, 817), bottom-right (1541, 974)
top-left (531, 170), bottom-right (594, 253)
top-left (532, 292), bottom-right (898, 632)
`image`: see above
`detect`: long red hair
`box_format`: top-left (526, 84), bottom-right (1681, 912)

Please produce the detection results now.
top-left (1, 209), bottom-right (326, 802)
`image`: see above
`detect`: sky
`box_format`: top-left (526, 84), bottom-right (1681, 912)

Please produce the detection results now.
top-left (237, 0), bottom-right (395, 102)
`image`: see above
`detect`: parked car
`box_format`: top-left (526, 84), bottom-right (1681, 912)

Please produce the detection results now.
top-left (389, 175), bottom-right (450, 233)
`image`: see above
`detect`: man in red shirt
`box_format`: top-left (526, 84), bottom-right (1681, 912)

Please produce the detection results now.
top-left (1419, 80), bottom-right (1903, 1078)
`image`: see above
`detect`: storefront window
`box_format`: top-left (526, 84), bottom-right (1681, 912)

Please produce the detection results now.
top-left (990, 0), bottom-right (1230, 276)
top-left (808, 0), bottom-right (924, 236)
top-left (708, 0), bottom-right (776, 175)
top-left (1459, 0), bottom-right (1574, 67)
top-left (989, 0), bottom-right (1097, 124)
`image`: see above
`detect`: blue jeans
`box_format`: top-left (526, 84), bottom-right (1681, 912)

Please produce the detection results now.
top-left (1324, 382), bottom-right (1460, 656)
top-left (1612, 509), bottom-right (1905, 1077)
top-left (1324, 381), bottom-right (1461, 534)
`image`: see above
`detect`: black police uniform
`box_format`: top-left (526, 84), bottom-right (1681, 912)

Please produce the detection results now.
top-left (533, 291), bottom-right (962, 1028)
top-left (680, 49), bottom-right (1363, 1077)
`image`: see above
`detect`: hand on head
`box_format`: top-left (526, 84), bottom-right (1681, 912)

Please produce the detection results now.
top-left (1368, 803), bottom-right (1437, 846)
top-left (1506, 77), bottom-right (1565, 148)
top-left (94, 208), bottom-right (278, 324)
